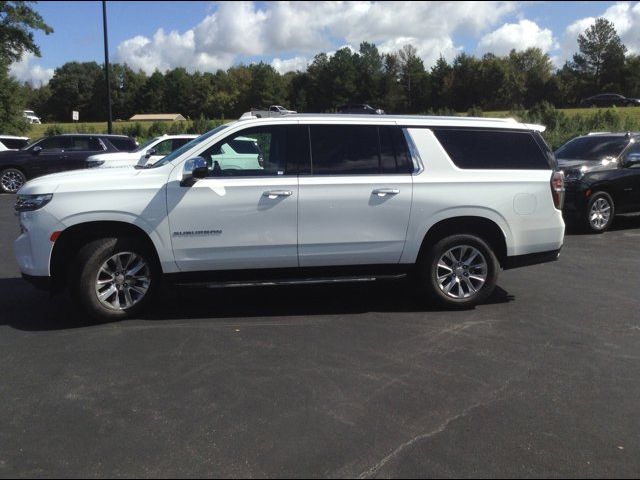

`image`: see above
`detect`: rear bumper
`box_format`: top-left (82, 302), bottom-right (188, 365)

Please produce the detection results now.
top-left (503, 248), bottom-right (562, 270)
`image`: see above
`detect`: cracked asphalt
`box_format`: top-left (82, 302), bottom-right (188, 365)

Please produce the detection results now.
top-left (1, 193), bottom-right (639, 478)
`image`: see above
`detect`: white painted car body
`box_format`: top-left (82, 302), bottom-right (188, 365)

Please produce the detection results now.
top-left (86, 134), bottom-right (198, 168)
top-left (23, 110), bottom-right (41, 124)
top-left (15, 115), bottom-right (564, 284)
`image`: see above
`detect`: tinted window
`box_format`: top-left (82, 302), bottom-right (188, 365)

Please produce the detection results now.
top-left (1, 138), bottom-right (29, 149)
top-left (229, 138), bottom-right (260, 154)
top-left (171, 138), bottom-right (191, 150)
top-left (309, 125), bottom-right (380, 174)
top-left (69, 136), bottom-right (103, 151)
top-left (432, 128), bottom-right (551, 170)
top-left (39, 136), bottom-right (71, 150)
top-left (153, 139), bottom-right (173, 155)
top-left (200, 125), bottom-right (295, 177)
top-left (555, 136), bottom-right (629, 161)
top-left (380, 126), bottom-right (413, 173)
top-left (107, 137), bottom-right (138, 151)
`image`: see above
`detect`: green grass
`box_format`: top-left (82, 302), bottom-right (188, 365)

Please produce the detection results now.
top-left (483, 106), bottom-right (640, 120)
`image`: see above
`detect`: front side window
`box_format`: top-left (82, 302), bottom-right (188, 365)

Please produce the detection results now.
top-left (38, 136), bottom-right (71, 151)
top-left (199, 125), bottom-right (294, 177)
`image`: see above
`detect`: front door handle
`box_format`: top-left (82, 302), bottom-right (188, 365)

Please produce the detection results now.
top-left (372, 188), bottom-right (400, 197)
top-left (263, 190), bottom-right (292, 199)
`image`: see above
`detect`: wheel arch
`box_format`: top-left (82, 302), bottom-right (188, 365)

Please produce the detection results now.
top-left (415, 216), bottom-right (508, 268)
top-left (50, 221), bottom-right (162, 290)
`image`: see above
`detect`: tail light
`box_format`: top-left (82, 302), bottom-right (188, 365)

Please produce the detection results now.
top-left (551, 171), bottom-right (565, 210)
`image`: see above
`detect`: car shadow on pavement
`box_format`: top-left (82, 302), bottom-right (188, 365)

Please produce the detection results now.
top-left (565, 213), bottom-right (640, 235)
top-left (0, 277), bottom-right (514, 331)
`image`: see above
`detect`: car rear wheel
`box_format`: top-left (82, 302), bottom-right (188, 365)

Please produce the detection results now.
top-left (68, 237), bottom-right (159, 320)
top-left (0, 168), bottom-right (26, 194)
top-left (585, 192), bottom-right (614, 233)
top-left (418, 234), bottom-right (499, 309)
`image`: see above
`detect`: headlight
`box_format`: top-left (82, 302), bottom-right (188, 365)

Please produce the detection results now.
top-left (563, 168), bottom-right (585, 182)
top-left (15, 194), bottom-right (53, 212)
top-left (86, 160), bottom-right (105, 168)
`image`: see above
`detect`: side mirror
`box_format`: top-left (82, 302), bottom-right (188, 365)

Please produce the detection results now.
top-left (144, 148), bottom-right (157, 159)
top-left (625, 152), bottom-right (640, 167)
top-left (32, 146), bottom-right (42, 154)
top-left (181, 156), bottom-right (208, 186)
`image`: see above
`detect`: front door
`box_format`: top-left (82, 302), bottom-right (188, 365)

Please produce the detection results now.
top-left (298, 124), bottom-right (413, 267)
top-left (166, 124), bottom-right (301, 272)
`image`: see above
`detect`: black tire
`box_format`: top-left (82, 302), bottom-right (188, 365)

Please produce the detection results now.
top-left (0, 167), bottom-right (26, 194)
top-left (68, 237), bottom-right (160, 320)
top-left (418, 234), bottom-right (499, 309)
top-left (584, 191), bottom-right (615, 233)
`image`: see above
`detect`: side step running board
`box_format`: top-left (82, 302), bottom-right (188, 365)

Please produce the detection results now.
top-left (174, 273), bottom-right (407, 289)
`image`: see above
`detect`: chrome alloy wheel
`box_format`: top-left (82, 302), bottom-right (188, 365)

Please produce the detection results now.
top-left (95, 252), bottom-right (151, 310)
top-left (589, 197), bottom-right (611, 230)
top-left (436, 245), bottom-right (488, 299)
top-left (1, 169), bottom-right (26, 193)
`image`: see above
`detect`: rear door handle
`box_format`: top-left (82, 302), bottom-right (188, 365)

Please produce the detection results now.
top-left (372, 188), bottom-right (400, 197)
top-left (263, 190), bottom-right (292, 199)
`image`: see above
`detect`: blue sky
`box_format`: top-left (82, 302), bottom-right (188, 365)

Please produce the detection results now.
top-left (11, 1), bottom-right (640, 85)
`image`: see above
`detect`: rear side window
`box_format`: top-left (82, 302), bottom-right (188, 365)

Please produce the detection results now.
top-left (308, 125), bottom-right (413, 175)
top-left (69, 136), bottom-right (103, 151)
top-left (432, 128), bottom-right (551, 170)
top-left (1, 138), bottom-right (28, 149)
top-left (107, 137), bottom-right (138, 151)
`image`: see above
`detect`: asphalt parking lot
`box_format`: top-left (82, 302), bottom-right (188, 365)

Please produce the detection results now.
top-left (1, 193), bottom-right (639, 478)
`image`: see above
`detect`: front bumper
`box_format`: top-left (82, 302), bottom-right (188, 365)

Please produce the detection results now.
top-left (21, 273), bottom-right (52, 291)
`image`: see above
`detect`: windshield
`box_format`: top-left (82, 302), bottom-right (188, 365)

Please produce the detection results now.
top-left (555, 136), bottom-right (629, 161)
top-left (141, 124), bottom-right (231, 168)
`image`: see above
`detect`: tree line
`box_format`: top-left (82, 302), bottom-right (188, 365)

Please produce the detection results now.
top-left (1, 3), bottom-right (638, 132)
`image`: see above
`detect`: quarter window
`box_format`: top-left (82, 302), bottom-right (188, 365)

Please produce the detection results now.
top-left (432, 128), bottom-right (551, 170)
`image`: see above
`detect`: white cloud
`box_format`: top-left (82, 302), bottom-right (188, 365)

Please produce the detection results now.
top-left (561, 1), bottom-right (640, 64)
top-left (477, 19), bottom-right (556, 56)
top-left (116, 1), bottom-right (519, 73)
top-left (270, 56), bottom-right (310, 74)
top-left (9, 52), bottom-right (54, 86)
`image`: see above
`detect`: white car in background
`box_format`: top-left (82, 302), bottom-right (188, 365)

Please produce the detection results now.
top-left (23, 110), bottom-right (41, 124)
top-left (0, 135), bottom-right (30, 151)
top-left (86, 134), bottom-right (197, 168)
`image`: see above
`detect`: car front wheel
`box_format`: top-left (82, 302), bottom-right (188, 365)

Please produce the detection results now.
top-left (0, 168), bottom-right (26, 193)
top-left (585, 192), bottom-right (614, 233)
top-left (419, 234), bottom-right (499, 309)
top-left (69, 237), bottom-right (159, 320)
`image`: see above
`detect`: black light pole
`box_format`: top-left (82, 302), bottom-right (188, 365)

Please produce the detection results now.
top-left (102, 0), bottom-right (113, 134)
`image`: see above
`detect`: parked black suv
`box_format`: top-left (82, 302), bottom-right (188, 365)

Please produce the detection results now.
top-left (556, 132), bottom-right (640, 232)
top-left (578, 93), bottom-right (640, 108)
top-left (0, 134), bottom-right (138, 193)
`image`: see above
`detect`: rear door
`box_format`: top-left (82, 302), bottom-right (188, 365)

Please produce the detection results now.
top-left (298, 123), bottom-right (413, 267)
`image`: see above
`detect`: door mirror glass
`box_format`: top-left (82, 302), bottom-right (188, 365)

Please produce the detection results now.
top-left (182, 156), bottom-right (208, 185)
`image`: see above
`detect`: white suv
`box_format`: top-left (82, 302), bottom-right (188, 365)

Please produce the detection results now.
top-left (14, 115), bottom-right (565, 320)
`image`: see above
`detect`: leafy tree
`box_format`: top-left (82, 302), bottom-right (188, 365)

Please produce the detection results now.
top-left (0, 1), bottom-right (52, 132)
top-left (45, 62), bottom-right (103, 121)
top-left (571, 18), bottom-right (626, 94)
